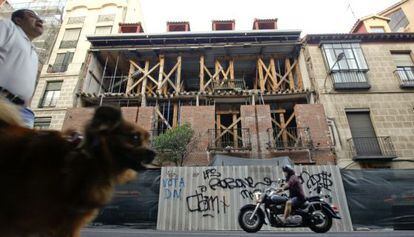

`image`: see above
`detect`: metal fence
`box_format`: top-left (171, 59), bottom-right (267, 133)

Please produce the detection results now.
top-left (347, 136), bottom-right (397, 160)
top-left (207, 128), bottom-right (251, 151)
top-left (267, 127), bottom-right (311, 150)
top-left (157, 165), bottom-right (353, 232)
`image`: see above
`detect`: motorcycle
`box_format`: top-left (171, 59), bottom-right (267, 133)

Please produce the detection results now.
top-left (238, 183), bottom-right (341, 233)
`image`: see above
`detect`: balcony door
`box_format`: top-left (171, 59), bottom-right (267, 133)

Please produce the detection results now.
top-left (346, 111), bottom-right (381, 157)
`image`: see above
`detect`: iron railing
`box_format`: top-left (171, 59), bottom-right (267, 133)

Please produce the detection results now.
top-left (213, 79), bottom-right (246, 90)
top-left (47, 64), bottom-right (68, 73)
top-left (208, 128), bottom-right (251, 151)
top-left (59, 40), bottom-right (78, 49)
top-left (267, 127), bottom-right (311, 150)
top-left (395, 67), bottom-right (414, 88)
top-left (347, 136), bottom-right (397, 160)
top-left (331, 70), bottom-right (371, 89)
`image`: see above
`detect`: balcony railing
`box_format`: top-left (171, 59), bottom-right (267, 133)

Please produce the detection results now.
top-left (213, 79), bottom-right (246, 90)
top-left (395, 67), bottom-right (414, 88)
top-left (208, 128), bottom-right (251, 151)
top-left (347, 136), bottom-right (397, 161)
top-left (59, 40), bottom-right (78, 49)
top-left (267, 127), bottom-right (311, 150)
top-left (331, 70), bottom-right (371, 90)
top-left (47, 64), bottom-right (68, 73)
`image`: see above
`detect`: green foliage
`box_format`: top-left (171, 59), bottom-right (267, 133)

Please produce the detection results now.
top-left (153, 124), bottom-right (195, 166)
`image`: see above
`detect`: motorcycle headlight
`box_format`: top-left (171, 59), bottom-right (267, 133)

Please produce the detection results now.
top-left (254, 192), bottom-right (263, 203)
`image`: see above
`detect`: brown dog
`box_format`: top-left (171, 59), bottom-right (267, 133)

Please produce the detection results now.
top-left (0, 103), bottom-right (155, 237)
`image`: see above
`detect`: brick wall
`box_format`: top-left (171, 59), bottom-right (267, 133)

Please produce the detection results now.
top-left (180, 106), bottom-right (215, 166)
top-left (121, 107), bottom-right (139, 124)
top-left (294, 104), bottom-right (336, 165)
top-left (240, 105), bottom-right (258, 154)
top-left (61, 107), bottom-right (94, 132)
top-left (137, 106), bottom-right (155, 130)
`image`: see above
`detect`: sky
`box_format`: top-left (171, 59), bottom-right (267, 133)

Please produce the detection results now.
top-left (139, 0), bottom-right (399, 34)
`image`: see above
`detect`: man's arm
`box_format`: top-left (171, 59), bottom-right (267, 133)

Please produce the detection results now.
top-left (0, 19), bottom-right (13, 47)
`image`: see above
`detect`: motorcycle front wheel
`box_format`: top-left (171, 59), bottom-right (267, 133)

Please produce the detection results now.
top-left (238, 205), bottom-right (264, 233)
top-left (309, 210), bottom-right (333, 233)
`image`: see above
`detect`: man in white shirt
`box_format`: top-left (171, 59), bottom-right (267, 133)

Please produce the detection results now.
top-left (0, 9), bottom-right (44, 128)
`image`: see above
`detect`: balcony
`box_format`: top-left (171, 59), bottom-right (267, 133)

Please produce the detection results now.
top-left (47, 64), bottom-right (68, 73)
top-left (395, 67), bottom-right (414, 88)
top-left (207, 128), bottom-right (251, 151)
top-left (347, 136), bottom-right (397, 161)
top-left (267, 127), bottom-right (312, 150)
top-left (213, 79), bottom-right (246, 91)
top-left (331, 70), bottom-right (371, 90)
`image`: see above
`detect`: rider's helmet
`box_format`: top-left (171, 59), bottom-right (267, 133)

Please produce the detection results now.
top-left (282, 164), bottom-right (295, 179)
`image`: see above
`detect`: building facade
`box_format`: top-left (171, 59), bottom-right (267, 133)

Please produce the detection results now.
top-left (303, 33), bottom-right (414, 169)
top-left (60, 20), bottom-right (336, 166)
top-left (30, 0), bottom-right (144, 130)
top-left (379, 0), bottom-right (414, 32)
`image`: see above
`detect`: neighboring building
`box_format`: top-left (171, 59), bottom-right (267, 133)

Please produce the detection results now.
top-left (350, 15), bottom-right (391, 33)
top-left (0, 0), bottom-right (65, 68)
top-left (61, 19), bottom-right (336, 166)
top-left (303, 33), bottom-right (414, 169)
top-left (30, 0), bottom-right (144, 130)
top-left (379, 0), bottom-right (414, 32)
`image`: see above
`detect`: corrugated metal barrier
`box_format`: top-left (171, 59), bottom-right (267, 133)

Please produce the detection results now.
top-left (157, 165), bottom-right (353, 232)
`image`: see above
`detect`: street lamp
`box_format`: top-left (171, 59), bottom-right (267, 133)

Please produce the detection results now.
top-left (323, 52), bottom-right (345, 91)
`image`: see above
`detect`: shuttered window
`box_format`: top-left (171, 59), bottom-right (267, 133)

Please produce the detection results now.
top-left (392, 53), bottom-right (414, 67)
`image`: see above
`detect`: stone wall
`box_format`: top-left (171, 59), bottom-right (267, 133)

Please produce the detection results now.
top-left (305, 42), bottom-right (414, 168)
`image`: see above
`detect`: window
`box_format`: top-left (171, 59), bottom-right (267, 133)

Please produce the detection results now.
top-left (95, 26), bottom-right (112, 35)
top-left (391, 52), bottom-right (414, 87)
top-left (40, 81), bottom-right (63, 108)
top-left (60, 28), bottom-right (81, 48)
top-left (50, 52), bottom-right (74, 72)
top-left (321, 43), bottom-right (370, 89)
top-left (97, 14), bottom-right (115, 23)
top-left (387, 9), bottom-right (409, 32)
top-left (34, 117), bottom-right (51, 129)
top-left (346, 110), bottom-right (396, 160)
top-left (370, 26), bottom-right (385, 33)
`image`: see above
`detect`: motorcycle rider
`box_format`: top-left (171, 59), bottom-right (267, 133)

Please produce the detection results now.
top-left (275, 165), bottom-right (306, 223)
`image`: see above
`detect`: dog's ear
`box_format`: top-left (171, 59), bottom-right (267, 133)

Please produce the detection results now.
top-left (90, 106), bottom-right (122, 132)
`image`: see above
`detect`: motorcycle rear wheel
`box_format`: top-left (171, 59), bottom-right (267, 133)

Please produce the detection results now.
top-left (238, 205), bottom-right (264, 233)
top-left (309, 210), bottom-right (333, 233)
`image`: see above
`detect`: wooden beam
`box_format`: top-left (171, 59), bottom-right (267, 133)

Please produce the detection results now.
top-left (279, 112), bottom-right (288, 147)
top-left (176, 56), bottom-right (182, 92)
top-left (285, 58), bottom-right (295, 90)
top-left (126, 62), bottom-right (135, 93)
top-left (232, 113), bottom-right (238, 148)
top-left (269, 58), bottom-right (278, 91)
top-left (257, 58), bottom-right (265, 92)
top-left (140, 60), bottom-right (150, 107)
top-left (172, 103), bottom-right (178, 128)
top-left (156, 108), bottom-right (172, 129)
top-left (199, 55), bottom-right (205, 92)
top-left (157, 55), bottom-right (165, 93)
top-left (295, 61), bottom-right (303, 90)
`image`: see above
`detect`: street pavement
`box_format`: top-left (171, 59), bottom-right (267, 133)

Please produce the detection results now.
top-left (81, 228), bottom-right (414, 237)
